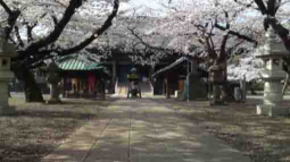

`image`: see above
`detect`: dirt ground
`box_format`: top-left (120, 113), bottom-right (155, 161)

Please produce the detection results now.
top-left (164, 98), bottom-right (290, 162)
top-left (2, 95), bottom-right (290, 162)
top-left (0, 97), bottom-right (110, 162)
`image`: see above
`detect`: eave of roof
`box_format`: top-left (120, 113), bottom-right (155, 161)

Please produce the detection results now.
top-left (152, 56), bottom-right (191, 78)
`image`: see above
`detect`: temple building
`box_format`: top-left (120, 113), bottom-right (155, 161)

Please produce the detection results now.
top-left (56, 55), bottom-right (109, 98)
top-left (152, 56), bottom-right (208, 99)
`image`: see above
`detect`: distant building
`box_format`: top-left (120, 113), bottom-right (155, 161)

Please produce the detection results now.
top-left (152, 56), bottom-right (208, 99)
top-left (56, 55), bottom-right (109, 98)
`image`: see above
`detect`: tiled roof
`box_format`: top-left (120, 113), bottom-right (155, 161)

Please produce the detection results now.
top-left (56, 56), bottom-right (104, 71)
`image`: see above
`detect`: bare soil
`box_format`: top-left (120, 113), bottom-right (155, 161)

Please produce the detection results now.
top-left (165, 98), bottom-right (290, 162)
top-left (0, 97), bottom-right (110, 162)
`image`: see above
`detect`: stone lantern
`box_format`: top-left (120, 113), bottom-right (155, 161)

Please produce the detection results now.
top-left (47, 62), bottom-right (61, 104)
top-left (0, 30), bottom-right (17, 115)
top-left (256, 27), bottom-right (289, 116)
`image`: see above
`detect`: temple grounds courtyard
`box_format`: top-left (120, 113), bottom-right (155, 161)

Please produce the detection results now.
top-left (1, 94), bottom-right (290, 162)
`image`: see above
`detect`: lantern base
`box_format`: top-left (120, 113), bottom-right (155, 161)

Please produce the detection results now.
top-left (47, 98), bottom-right (62, 104)
top-left (257, 104), bottom-right (289, 117)
top-left (0, 106), bottom-right (15, 115)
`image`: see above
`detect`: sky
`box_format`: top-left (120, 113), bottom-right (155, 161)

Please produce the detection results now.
top-left (118, 0), bottom-right (197, 17)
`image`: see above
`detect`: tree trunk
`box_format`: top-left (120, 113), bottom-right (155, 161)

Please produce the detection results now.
top-left (223, 81), bottom-right (235, 102)
top-left (11, 63), bottom-right (44, 103)
top-left (23, 74), bottom-right (44, 103)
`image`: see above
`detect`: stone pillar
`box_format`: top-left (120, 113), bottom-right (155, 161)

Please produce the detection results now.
top-left (0, 77), bottom-right (14, 114)
top-left (183, 59), bottom-right (207, 101)
top-left (112, 61), bottom-right (116, 93)
top-left (240, 77), bottom-right (247, 102)
top-left (256, 27), bottom-right (289, 116)
top-left (47, 62), bottom-right (61, 104)
top-left (165, 78), bottom-right (170, 99)
top-left (0, 30), bottom-right (17, 115)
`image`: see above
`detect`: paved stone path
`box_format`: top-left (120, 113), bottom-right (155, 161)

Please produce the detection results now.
top-left (42, 98), bottom-right (251, 162)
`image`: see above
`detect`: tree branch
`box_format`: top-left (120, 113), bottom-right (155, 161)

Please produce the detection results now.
top-left (254, 0), bottom-right (268, 15)
top-left (253, 0), bottom-right (290, 52)
top-left (220, 33), bottom-right (229, 55)
top-left (14, 26), bottom-right (24, 47)
top-left (226, 39), bottom-right (245, 55)
top-left (0, 0), bottom-right (20, 38)
top-left (56, 0), bottom-right (120, 56)
top-left (26, 22), bottom-right (37, 43)
top-left (18, 0), bottom-right (84, 58)
top-left (233, 0), bottom-right (255, 8)
top-left (127, 27), bottom-right (174, 53)
top-left (215, 23), bottom-right (258, 45)
top-left (267, 0), bottom-right (279, 16)
top-left (24, 0), bottom-right (120, 66)
top-left (266, 17), bottom-right (290, 51)
top-left (0, 0), bottom-right (12, 14)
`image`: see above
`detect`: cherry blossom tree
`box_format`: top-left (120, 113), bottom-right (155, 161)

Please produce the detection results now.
top-left (107, 0), bottom-right (267, 101)
top-left (121, 0), bottom-right (260, 76)
top-left (0, 0), bottom-right (119, 102)
top-left (233, 0), bottom-right (290, 50)
top-left (230, 0), bottom-right (290, 93)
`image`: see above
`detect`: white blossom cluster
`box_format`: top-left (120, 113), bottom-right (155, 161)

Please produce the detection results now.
top-left (2, 0), bottom-right (290, 71)
top-left (227, 53), bottom-right (264, 82)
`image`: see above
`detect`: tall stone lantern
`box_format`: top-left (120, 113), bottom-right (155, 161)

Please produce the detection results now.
top-left (0, 30), bottom-right (17, 115)
top-left (256, 27), bottom-right (289, 117)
